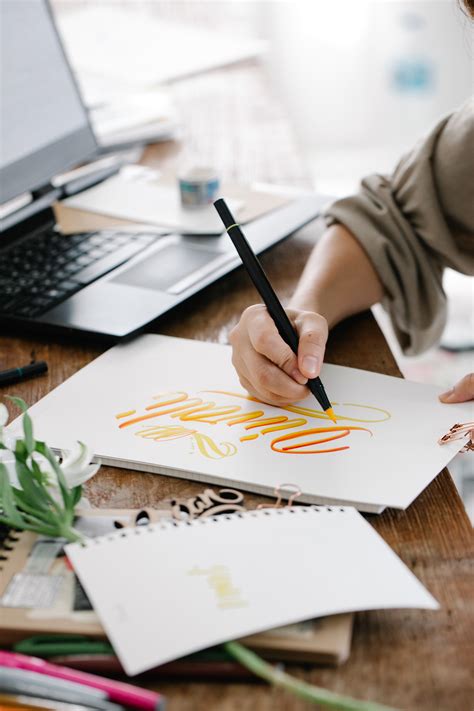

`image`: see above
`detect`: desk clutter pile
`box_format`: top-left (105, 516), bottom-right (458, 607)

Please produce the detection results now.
top-left (1, 334), bottom-right (471, 709)
top-left (0, 495), bottom-right (436, 711)
top-left (1, 502), bottom-right (356, 670)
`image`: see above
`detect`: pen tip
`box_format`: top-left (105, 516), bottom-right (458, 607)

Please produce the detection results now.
top-left (326, 407), bottom-right (337, 424)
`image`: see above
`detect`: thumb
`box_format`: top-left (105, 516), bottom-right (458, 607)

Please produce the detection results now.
top-left (439, 373), bottom-right (474, 403)
top-left (294, 311), bottom-right (328, 380)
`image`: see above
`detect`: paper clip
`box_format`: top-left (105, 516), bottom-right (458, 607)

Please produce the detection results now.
top-left (438, 422), bottom-right (474, 452)
top-left (257, 482), bottom-right (302, 510)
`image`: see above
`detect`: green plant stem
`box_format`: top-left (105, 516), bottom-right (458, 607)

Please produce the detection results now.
top-left (0, 516), bottom-right (57, 538)
top-left (0, 515), bottom-right (83, 543)
top-left (224, 642), bottom-right (398, 711)
top-left (58, 526), bottom-right (84, 543)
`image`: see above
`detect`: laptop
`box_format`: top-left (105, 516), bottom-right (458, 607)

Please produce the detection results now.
top-left (0, 1), bottom-right (326, 340)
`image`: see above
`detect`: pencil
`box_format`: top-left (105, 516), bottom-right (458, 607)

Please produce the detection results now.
top-left (214, 198), bottom-right (336, 423)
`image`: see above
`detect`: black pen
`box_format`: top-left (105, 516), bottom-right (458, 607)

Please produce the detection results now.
top-left (0, 360), bottom-right (48, 387)
top-left (214, 198), bottom-right (337, 423)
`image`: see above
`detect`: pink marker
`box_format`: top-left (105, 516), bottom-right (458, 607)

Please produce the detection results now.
top-left (0, 651), bottom-right (166, 710)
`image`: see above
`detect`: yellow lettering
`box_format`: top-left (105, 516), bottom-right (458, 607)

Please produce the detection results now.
top-left (173, 402), bottom-right (242, 423)
top-left (115, 409), bottom-right (136, 419)
top-left (193, 433), bottom-right (237, 459)
top-left (240, 434), bottom-right (258, 442)
top-left (187, 565), bottom-right (247, 609)
top-left (226, 410), bottom-right (265, 426)
top-left (118, 390), bottom-right (391, 458)
top-left (136, 425), bottom-right (196, 441)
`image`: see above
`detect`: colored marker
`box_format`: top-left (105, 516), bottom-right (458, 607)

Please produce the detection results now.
top-left (0, 651), bottom-right (166, 711)
top-left (0, 360), bottom-right (48, 386)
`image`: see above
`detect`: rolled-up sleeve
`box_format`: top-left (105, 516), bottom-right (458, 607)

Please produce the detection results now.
top-left (324, 98), bottom-right (474, 355)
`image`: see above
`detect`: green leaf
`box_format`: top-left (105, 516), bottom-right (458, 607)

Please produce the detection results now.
top-left (0, 401), bottom-right (89, 544)
top-left (36, 441), bottom-right (72, 510)
top-left (0, 513), bottom-right (26, 530)
top-left (11, 505), bottom-right (53, 528)
top-left (22, 410), bottom-right (35, 455)
top-left (14, 458), bottom-right (51, 510)
top-left (6, 396), bottom-right (28, 413)
top-left (15, 439), bottom-right (28, 464)
top-left (0, 512), bottom-right (60, 538)
top-left (0, 463), bottom-right (24, 528)
top-left (70, 485), bottom-right (83, 508)
top-left (11, 487), bottom-right (55, 523)
top-left (22, 454), bottom-right (62, 510)
top-left (29, 457), bottom-right (50, 486)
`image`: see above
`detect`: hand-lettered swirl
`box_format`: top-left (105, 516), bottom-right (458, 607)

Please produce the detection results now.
top-left (115, 390), bottom-right (391, 459)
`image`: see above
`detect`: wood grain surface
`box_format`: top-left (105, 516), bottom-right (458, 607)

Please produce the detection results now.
top-left (2, 5), bottom-right (473, 707)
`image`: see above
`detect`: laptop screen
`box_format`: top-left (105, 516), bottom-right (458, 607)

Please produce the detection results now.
top-left (0, 0), bottom-right (96, 205)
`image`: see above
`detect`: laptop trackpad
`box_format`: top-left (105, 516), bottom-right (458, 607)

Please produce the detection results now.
top-left (112, 242), bottom-right (226, 294)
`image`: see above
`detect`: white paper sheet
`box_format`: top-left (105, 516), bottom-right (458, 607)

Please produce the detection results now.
top-left (63, 173), bottom-right (244, 235)
top-left (17, 335), bottom-right (473, 512)
top-left (66, 506), bottom-right (438, 676)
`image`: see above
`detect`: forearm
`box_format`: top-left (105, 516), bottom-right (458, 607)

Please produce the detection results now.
top-left (288, 224), bottom-right (384, 328)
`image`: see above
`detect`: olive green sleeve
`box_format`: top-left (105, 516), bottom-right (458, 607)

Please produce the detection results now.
top-left (324, 98), bottom-right (474, 355)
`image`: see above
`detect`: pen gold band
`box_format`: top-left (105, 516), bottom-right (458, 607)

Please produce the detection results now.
top-left (226, 223), bottom-right (240, 231)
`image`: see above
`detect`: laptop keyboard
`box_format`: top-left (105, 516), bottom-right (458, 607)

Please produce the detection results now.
top-left (0, 228), bottom-right (158, 319)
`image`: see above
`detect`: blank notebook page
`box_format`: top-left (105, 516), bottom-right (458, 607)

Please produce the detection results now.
top-left (66, 506), bottom-right (438, 676)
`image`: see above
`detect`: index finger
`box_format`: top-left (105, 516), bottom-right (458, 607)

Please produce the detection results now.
top-left (294, 312), bottom-right (328, 379)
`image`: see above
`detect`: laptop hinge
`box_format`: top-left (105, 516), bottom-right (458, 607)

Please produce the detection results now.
top-left (0, 182), bottom-right (61, 235)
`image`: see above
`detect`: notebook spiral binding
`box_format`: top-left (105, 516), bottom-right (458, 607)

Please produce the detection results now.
top-left (78, 505), bottom-right (348, 547)
top-left (0, 524), bottom-right (21, 572)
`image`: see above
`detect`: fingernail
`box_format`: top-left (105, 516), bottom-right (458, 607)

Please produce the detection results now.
top-left (302, 356), bottom-right (319, 377)
top-left (291, 368), bottom-right (307, 385)
top-left (439, 387), bottom-right (454, 402)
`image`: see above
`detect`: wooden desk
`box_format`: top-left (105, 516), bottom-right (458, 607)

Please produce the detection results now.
top-left (2, 53), bottom-right (473, 711)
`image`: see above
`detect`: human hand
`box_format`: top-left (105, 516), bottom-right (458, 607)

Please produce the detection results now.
top-left (229, 304), bottom-right (328, 406)
top-left (439, 373), bottom-right (474, 404)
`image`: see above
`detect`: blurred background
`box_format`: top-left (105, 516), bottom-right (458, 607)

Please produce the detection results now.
top-left (52, 0), bottom-right (473, 517)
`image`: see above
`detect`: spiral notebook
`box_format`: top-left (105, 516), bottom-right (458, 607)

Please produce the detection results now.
top-left (21, 335), bottom-right (473, 513)
top-left (66, 506), bottom-right (438, 676)
top-left (0, 512), bottom-right (353, 666)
